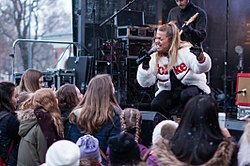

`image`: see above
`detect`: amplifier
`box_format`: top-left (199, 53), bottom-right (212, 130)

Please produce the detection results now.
top-left (117, 26), bottom-right (155, 38)
top-left (119, 36), bottom-right (153, 56)
top-left (114, 10), bottom-right (144, 27)
top-left (235, 73), bottom-right (250, 106)
top-left (40, 69), bottom-right (76, 90)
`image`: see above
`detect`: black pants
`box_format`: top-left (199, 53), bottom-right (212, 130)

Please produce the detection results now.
top-left (151, 86), bottom-right (202, 118)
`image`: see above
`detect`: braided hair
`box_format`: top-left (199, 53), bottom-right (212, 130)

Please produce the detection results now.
top-left (120, 108), bottom-right (141, 143)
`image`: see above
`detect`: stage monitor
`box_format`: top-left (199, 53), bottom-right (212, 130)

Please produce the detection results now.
top-left (235, 73), bottom-right (250, 106)
top-left (115, 10), bottom-right (144, 26)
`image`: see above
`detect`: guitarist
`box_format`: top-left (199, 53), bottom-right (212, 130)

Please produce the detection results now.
top-left (167, 0), bottom-right (207, 47)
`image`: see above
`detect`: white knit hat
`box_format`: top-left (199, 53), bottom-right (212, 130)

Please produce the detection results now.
top-left (152, 120), bottom-right (179, 144)
top-left (46, 140), bottom-right (80, 166)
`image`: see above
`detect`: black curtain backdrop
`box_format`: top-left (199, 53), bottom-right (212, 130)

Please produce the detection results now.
top-left (72, 0), bottom-right (250, 96)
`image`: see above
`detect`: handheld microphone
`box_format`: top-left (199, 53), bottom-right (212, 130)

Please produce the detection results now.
top-left (136, 47), bottom-right (157, 65)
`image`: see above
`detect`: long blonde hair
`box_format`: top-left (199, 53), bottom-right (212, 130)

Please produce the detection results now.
top-left (21, 88), bottom-right (64, 137)
top-left (76, 74), bottom-right (121, 134)
top-left (156, 22), bottom-right (180, 71)
top-left (18, 68), bottom-right (43, 93)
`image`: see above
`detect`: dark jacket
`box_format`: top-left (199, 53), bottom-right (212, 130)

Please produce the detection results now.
top-left (0, 111), bottom-right (20, 166)
top-left (60, 107), bottom-right (72, 124)
top-left (153, 138), bottom-right (237, 166)
top-left (167, 2), bottom-right (207, 46)
top-left (67, 106), bottom-right (121, 164)
top-left (59, 107), bottom-right (73, 140)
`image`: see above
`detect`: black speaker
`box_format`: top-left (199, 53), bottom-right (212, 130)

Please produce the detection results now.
top-left (13, 72), bottom-right (23, 86)
top-left (140, 111), bottom-right (167, 147)
top-left (65, 56), bottom-right (94, 93)
top-left (115, 10), bottom-right (144, 26)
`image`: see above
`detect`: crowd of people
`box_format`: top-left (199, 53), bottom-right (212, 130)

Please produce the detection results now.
top-left (0, 68), bottom-right (248, 166)
top-left (0, 0), bottom-right (249, 165)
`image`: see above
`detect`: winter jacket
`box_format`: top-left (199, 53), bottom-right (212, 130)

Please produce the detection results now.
top-left (70, 106), bottom-right (121, 151)
top-left (59, 107), bottom-right (73, 140)
top-left (137, 44), bottom-right (211, 96)
top-left (0, 111), bottom-right (20, 166)
top-left (17, 109), bottom-right (61, 166)
top-left (153, 138), bottom-right (237, 166)
top-left (17, 109), bottom-right (46, 166)
top-left (68, 106), bottom-right (121, 165)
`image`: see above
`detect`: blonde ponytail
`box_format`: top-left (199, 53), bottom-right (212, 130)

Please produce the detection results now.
top-left (156, 22), bottom-right (180, 71)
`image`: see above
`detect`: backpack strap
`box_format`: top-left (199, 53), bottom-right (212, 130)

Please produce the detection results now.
top-left (5, 141), bottom-right (14, 162)
top-left (142, 148), bottom-right (153, 161)
top-left (99, 148), bottom-right (108, 162)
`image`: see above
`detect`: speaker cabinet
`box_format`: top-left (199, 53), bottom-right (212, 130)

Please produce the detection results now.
top-left (140, 111), bottom-right (167, 147)
top-left (235, 73), bottom-right (250, 106)
top-left (66, 56), bottom-right (94, 93)
top-left (115, 10), bottom-right (144, 27)
top-left (120, 37), bottom-right (153, 56)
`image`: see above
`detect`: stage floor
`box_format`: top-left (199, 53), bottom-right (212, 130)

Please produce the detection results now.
top-left (225, 118), bottom-right (245, 142)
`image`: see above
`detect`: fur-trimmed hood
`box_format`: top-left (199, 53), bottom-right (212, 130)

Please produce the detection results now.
top-left (17, 109), bottom-right (37, 137)
top-left (17, 109), bottom-right (36, 122)
top-left (152, 138), bottom-right (235, 166)
top-left (238, 119), bottom-right (250, 166)
top-left (152, 120), bottom-right (178, 144)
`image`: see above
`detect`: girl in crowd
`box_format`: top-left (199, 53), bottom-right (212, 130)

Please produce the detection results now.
top-left (0, 82), bottom-right (20, 166)
top-left (18, 68), bottom-right (44, 93)
top-left (108, 132), bottom-right (142, 166)
top-left (17, 88), bottom-right (63, 166)
top-left (137, 22), bottom-right (211, 118)
top-left (41, 140), bottom-right (80, 166)
top-left (76, 134), bottom-right (103, 166)
top-left (153, 95), bottom-right (237, 165)
top-left (56, 83), bottom-right (83, 139)
top-left (69, 74), bottom-right (121, 164)
top-left (120, 108), bottom-right (158, 166)
top-left (17, 91), bottom-right (32, 110)
top-left (120, 108), bottom-right (148, 157)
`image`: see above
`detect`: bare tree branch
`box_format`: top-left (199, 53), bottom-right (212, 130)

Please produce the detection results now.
top-left (0, 0), bottom-right (71, 72)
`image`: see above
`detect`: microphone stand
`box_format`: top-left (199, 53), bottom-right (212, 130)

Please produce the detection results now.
top-left (99, 0), bottom-right (137, 104)
top-left (223, 0), bottom-right (229, 112)
top-left (99, 0), bottom-right (137, 28)
top-left (88, 0), bottom-right (96, 84)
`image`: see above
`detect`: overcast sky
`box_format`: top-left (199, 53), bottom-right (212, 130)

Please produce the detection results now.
top-left (60, 0), bottom-right (72, 13)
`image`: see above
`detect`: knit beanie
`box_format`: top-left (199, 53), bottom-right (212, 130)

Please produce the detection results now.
top-left (152, 120), bottom-right (178, 144)
top-left (108, 132), bottom-right (141, 165)
top-left (45, 140), bottom-right (80, 166)
top-left (76, 134), bottom-right (102, 162)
